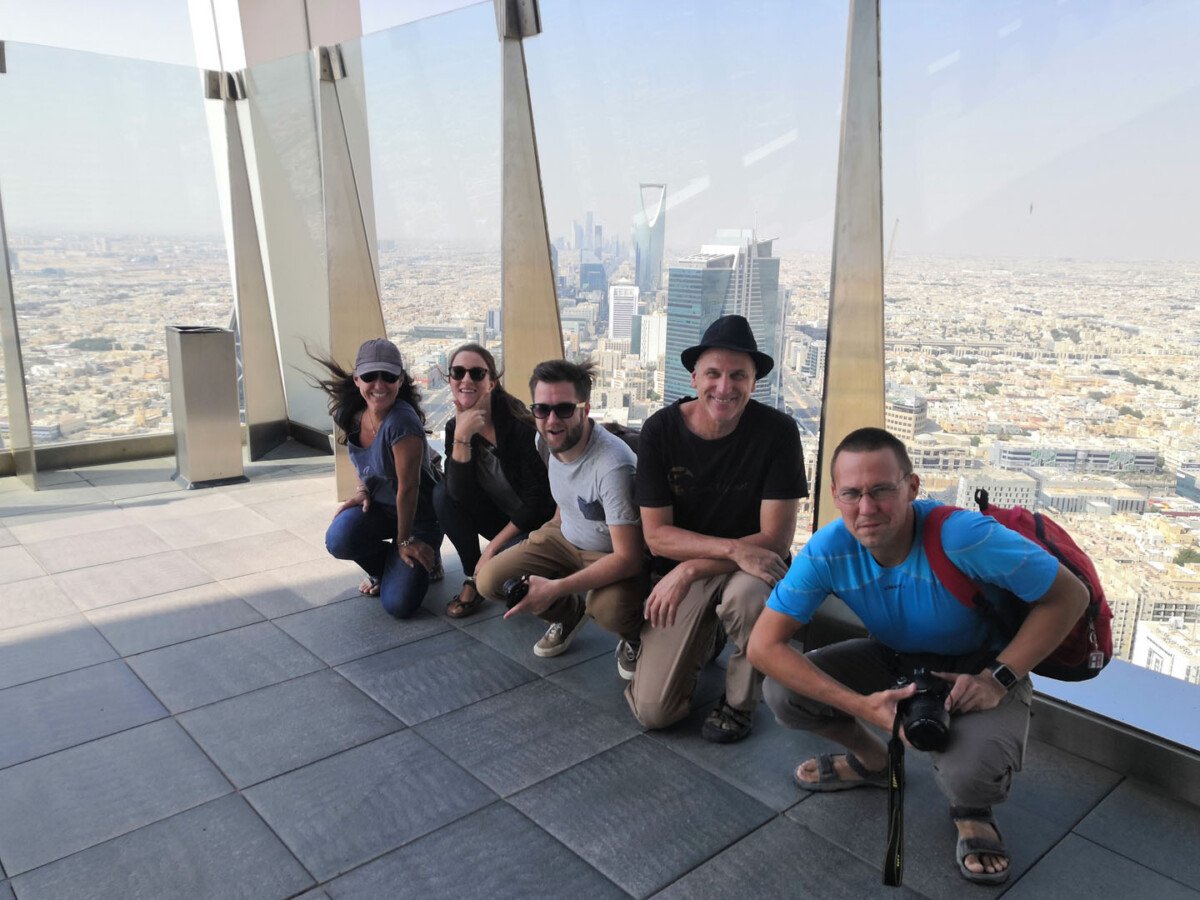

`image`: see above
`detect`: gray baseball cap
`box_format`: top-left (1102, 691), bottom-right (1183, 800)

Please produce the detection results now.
top-left (354, 338), bottom-right (404, 377)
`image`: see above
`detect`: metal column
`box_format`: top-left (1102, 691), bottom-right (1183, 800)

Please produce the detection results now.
top-left (496, 0), bottom-right (564, 396)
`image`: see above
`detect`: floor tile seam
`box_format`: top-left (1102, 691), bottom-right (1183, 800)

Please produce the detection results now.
top-left (0, 641), bottom-right (134, 695)
top-left (1004, 770), bottom-right (1126, 835)
top-left (318, 620), bottom-right (470, 669)
top-left (79, 601), bottom-right (265, 655)
top-left (0, 702), bottom-right (174, 775)
top-left (30, 541), bottom-right (183, 576)
top-left (0, 603), bottom-right (89, 635)
top-left (0, 501), bottom-right (122, 526)
top-left (498, 799), bottom-right (638, 898)
top-left (639, 727), bottom-right (774, 809)
top-left (2, 791), bottom-right (317, 893)
top-left (1067, 824), bottom-right (1200, 890)
top-left (60, 571), bottom-right (224, 615)
top-left (179, 539), bottom-right (329, 576)
top-left (503, 733), bottom-right (644, 804)
top-left (166, 664), bottom-right (399, 730)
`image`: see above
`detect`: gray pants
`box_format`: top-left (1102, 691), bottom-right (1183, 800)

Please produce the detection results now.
top-left (763, 638), bottom-right (1032, 808)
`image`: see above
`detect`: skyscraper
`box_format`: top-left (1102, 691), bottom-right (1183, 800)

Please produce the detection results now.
top-left (607, 283), bottom-right (639, 341)
top-left (633, 183), bottom-right (666, 294)
top-left (663, 231), bottom-right (784, 407)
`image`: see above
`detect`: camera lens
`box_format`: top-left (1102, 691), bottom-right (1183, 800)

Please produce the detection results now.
top-left (897, 668), bottom-right (951, 752)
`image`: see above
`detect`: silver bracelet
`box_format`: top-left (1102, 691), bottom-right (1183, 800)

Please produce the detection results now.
top-left (398, 536), bottom-right (416, 548)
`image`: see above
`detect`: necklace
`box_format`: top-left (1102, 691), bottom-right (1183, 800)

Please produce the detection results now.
top-left (361, 409), bottom-right (382, 441)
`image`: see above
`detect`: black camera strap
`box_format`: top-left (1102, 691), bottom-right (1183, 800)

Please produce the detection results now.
top-left (882, 712), bottom-right (905, 887)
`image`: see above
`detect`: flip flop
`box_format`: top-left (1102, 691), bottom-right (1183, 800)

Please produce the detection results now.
top-left (951, 805), bottom-right (1011, 885)
top-left (794, 752), bottom-right (888, 792)
top-left (358, 576), bottom-right (381, 597)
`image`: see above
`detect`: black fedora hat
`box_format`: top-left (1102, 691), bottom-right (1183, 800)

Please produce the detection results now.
top-left (681, 314), bottom-right (774, 379)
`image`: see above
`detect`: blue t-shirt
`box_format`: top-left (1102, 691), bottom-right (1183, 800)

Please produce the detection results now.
top-left (767, 500), bottom-right (1060, 655)
top-left (347, 401), bottom-right (435, 516)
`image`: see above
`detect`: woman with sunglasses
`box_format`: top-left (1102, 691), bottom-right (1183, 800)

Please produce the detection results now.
top-left (316, 338), bottom-right (443, 618)
top-left (436, 343), bottom-right (554, 618)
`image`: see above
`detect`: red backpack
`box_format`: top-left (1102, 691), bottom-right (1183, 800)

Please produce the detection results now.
top-left (922, 489), bottom-right (1113, 681)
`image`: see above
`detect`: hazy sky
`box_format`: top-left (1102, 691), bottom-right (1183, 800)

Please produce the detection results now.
top-left (1, 0), bottom-right (1197, 260)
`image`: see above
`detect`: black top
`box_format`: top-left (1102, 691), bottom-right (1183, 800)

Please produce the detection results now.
top-left (635, 398), bottom-right (807, 547)
top-left (443, 393), bottom-right (555, 534)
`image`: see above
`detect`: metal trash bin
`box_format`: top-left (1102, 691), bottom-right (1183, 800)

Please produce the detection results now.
top-left (166, 325), bottom-right (247, 488)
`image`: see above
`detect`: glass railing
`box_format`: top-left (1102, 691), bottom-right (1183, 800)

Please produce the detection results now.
top-left (880, 0), bottom-right (1200, 712)
top-left (243, 47), bottom-right (329, 432)
top-left (355, 1), bottom-right (501, 434)
top-left (524, 0), bottom-right (847, 533)
top-left (0, 42), bottom-right (232, 445)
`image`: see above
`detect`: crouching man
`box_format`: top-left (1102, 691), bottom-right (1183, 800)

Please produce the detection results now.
top-left (747, 427), bottom-right (1088, 884)
top-left (627, 315), bottom-right (806, 742)
top-left (476, 359), bottom-right (648, 675)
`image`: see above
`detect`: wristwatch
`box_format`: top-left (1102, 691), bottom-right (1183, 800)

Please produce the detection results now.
top-left (987, 661), bottom-right (1019, 691)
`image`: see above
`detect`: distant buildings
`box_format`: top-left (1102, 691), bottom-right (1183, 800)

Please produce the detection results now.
top-left (663, 231), bottom-right (783, 407)
top-left (990, 443), bottom-right (1160, 475)
top-left (886, 386), bottom-right (929, 440)
top-left (607, 284), bottom-right (639, 342)
top-left (955, 468), bottom-right (1038, 510)
top-left (633, 183), bottom-right (666, 294)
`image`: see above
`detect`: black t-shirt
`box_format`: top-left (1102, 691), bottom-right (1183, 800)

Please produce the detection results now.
top-left (635, 398), bottom-right (807, 546)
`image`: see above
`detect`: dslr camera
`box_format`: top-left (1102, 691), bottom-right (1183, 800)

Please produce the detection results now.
top-left (896, 667), bottom-right (951, 752)
top-left (500, 574), bottom-right (530, 609)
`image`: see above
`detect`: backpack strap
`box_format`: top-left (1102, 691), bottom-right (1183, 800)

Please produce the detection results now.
top-left (921, 506), bottom-right (979, 609)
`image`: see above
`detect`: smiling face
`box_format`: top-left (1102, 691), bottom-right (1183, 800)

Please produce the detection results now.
top-left (831, 447), bottom-right (920, 566)
top-left (532, 380), bottom-right (589, 458)
top-left (354, 370), bottom-right (400, 418)
top-left (448, 349), bottom-right (496, 411)
top-left (689, 348), bottom-right (756, 435)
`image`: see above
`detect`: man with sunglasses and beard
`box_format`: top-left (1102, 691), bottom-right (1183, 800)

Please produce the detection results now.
top-left (475, 359), bottom-right (648, 673)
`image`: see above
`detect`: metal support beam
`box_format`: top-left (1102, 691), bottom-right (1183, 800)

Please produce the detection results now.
top-left (817, 0), bottom-right (885, 526)
top-left (807, 0), bottom-right (884, 645)
top-left (0, 148), bottom-right (39, 490)
top-left (203, 69), bottom-right (290, 460)
top-left (496, 0), bottom-right (563, 398)
top-left (316, 44), bottom-right (386, 499)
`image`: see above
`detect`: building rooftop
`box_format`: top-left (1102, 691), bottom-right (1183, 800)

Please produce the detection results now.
top-left (2, 449), bottom-right (1199, 897)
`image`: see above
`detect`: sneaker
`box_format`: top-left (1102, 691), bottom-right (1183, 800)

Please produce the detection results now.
top-left (702, 695), bottom-right (754, 744)
top-left (533, 596), bottom-right (587, 658)
top-left (615, 639), bottom-right (641, 681)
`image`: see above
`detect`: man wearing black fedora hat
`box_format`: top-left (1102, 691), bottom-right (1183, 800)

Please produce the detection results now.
top-left (627, 314), bottom-right (807, 742)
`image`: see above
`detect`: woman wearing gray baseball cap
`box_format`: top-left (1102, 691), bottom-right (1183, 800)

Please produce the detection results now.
top-left (314, 338), bottom-right (443, 618)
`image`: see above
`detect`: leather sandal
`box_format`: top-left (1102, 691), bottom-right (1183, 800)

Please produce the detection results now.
top-left (794, 752), bottom-right (888, 792)
top-left (446, 579), bottom-right (484, 619)
top-left (951, 805), bottom-right (1011, 885)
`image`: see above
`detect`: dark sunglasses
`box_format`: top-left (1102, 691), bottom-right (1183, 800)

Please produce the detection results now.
top-left (359, 371), bottom-right (400, 384)
top-left (449, 365), bottom-right (489, 382)
top-left (530, 401), bottom-right (586, 420)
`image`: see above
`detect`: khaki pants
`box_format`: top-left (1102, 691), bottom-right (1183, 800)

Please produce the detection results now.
top-left (475, 523), bottom-right (647, 641)
top-left (624, 570), bottom-right (769, 730)
top-left (763, 638), bottom-right (1032, 808)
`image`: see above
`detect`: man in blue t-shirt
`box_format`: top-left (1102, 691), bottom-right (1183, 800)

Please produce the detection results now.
top-left (747, 427), bottom-right (1088, 885)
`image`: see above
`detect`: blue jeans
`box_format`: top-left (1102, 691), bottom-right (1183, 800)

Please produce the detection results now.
top-left (325, 503), bottom-right (442, 619)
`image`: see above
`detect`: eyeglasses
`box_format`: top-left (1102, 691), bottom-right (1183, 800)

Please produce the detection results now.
top-left (359, 371), bottom-right (400, 384)
top-left (449, 366), bottom-right (489, 382)
top-left (530, 401), bottom-right (586, 420)
top-left (833, 476), bottom-right (911, 506)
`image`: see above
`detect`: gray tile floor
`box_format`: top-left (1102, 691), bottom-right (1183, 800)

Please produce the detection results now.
top-left (1, 447), bottom-right (1198, 899)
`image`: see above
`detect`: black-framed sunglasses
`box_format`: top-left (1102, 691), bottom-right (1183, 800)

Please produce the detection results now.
top-left (530, 401), bottom-right (586, 420)
top-left (449, 365), bottom-right (489, 382)
top-left (359, 371), bottom-right (400, 384)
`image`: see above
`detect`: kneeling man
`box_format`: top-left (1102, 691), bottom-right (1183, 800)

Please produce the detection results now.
top-left (748, 427), bottom-right (1088, 884)
top-left (477, 359), bottom-right (647, 675)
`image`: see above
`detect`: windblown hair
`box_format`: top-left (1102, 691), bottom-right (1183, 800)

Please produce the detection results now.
top-left (529, 358), bottom-right (597, 403)
top-left (308, 350), bottom-right (425, 444)
top-left (831, 427), bottom-right (913, 477)
top-left (446, 342), bottom-right (532, 425)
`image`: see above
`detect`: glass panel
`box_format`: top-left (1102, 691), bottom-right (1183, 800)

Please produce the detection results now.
top-left (881, 1), bottom-right (1200, 738)
top-left (526, 0), bottom-right (847, 531)
top-left (0, 42), bottom-right (232, 445)
top-left (357, 1), bottom-right (501, 429)
top-left (244, 48), bottom-right (330, 432)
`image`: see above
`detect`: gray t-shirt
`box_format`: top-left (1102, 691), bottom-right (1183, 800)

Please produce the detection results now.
top-left (552, 423), bottom-right (639, 553)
